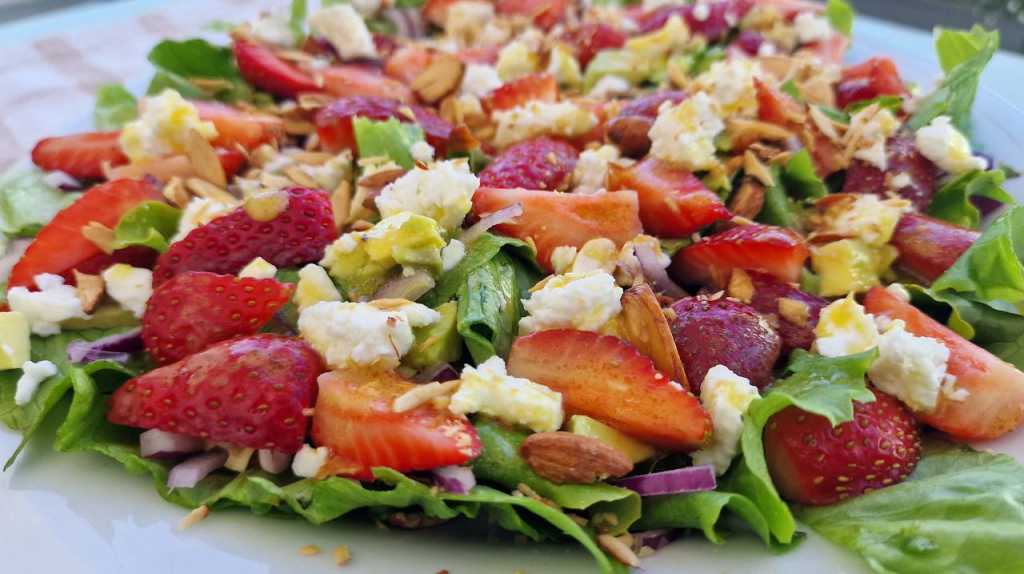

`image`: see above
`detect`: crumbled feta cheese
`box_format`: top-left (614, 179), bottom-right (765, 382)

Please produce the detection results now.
top-left (550, 246), bottom-right (579, 275)
top-left (648, 92), bottom-right (725, 171)
top-left (941, 374), bottom-right (970, 402)
top-left (692, 1), bottom-right (711, 21)
top-left (886, 283), bottom-right (912, 302)
top-left (793, 12), bottom-right (833, 44)
top-left (758, 42), bottom-right (778, 57)
top-left (249, 10), bottom-right (296, 47)
top-left (15, 359), bottom-right (58, 406)
top-left (292, 444), bottom-right (330, 478)
top-left (868, 319), bottom-right (950, 412)
top-left (444, 0), bottom-right (495, 45)
top-left (493, 101), bottom-right (598, 149)
top-left (625, 15), bottom-right (689, 60)
top-left (569, 238), bottom-right (618, 274)
top-left (846, 106), bottom-right (900, 170)
top-left (297, 300), bottom-right (440, 369)
top-left (691, 365), bottom-right (760, 475)
top-left (441, 239), bottom-right (466, 272)
top-left (409, 140), bottom-right (436, 164)
top-left (101, 264), bottom-right (153, 318)
top-left (573, 145), bottom-right (620, 193)
top-left (588, 75), bottom-right (632, 99)
top-left (375, 160), bottom-right (479, 233)
top-left (520, 270), bottom-right (623, 335)
top-left (813, 294), bottom-right (879, 357)
top-left (694, 59), bottom-right (762, 117)
top-left (460, 64), bottom-right (504, 98)
top-left (7, 274), bottom-right (87, 336)
top-left (308, 4), bottom-right (377, 61)
top-left (814, 194), bottom-right (911, 246)
top-left (294, 264), bottom-right (342, 311)
top-left (495, 40), bottom-right (538, 82)
top-left (914, 115), bottom-right (988, 175)
top-left (889, 172), bottom-right (912, 189)
top-left (238, 257), bottom-right (279, 280)
top-left (449, 356), bottom-right (564, 433)
top-left (119, 89), bottom-right (218, 163)
top-left (171, 197), bottom-right (235, 242)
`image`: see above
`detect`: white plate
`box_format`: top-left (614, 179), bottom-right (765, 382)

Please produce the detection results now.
top-left (2, 14), bottom-right (1024, 574)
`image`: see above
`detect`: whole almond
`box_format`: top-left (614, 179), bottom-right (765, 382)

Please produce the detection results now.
top-left (521, 432), bottom-right (633, 484)
top-left (606, 116), bottom-right (654, 158)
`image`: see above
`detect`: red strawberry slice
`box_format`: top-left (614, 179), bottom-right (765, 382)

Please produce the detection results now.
top-left (9, 179), bottom-right (160, 289)
top-left (233, 39), bottom-right (321, 98)
top-left (313, 369), bottom-right (482, 480)
top-left (472, 187), bottom-right (643, 271)
top-left (315, 95), bottom-right (454, 153)
top-left (194, 101), bottom-right (286, 150)
top-left (741, 270), bottom-right (827, 353)
top-left (384, 45), bottom-right (435, 84)
top-left (31, 131), bottom-right (128, 180)
top-left (478, 137), bottom-right (578, 191)
top-left (322, 65), bottom-right (415, 103)
top-left (153, 187), bottom-right (337, 286)
top-left (755, 78), bottom-right (804, 126)
top-left (670, 296), bottom-right (782, 390)
top-left (608, 157), bottom-right (731, 237)
top-left (890, 213), bottom-right (979, 284)
top-left (865, 286), bottom-right (1024, 441)
top-left (108, 335), bottom-right (323, 453)
top-left (483, 73), bottom-right (558, 112)
top-left (508, 329), bottom-right (711, 450)
top-left (142, 271), bottom-right (295, 365)
top-left (671, 223), bottom-right (810, 288)
top-left (495, 0), bottom-right (571, 29)
top-left (835, 57), bottom-right (907, 110)
top-left (764, 389), bottom-right (921, 505)
top-left (563, 23), bottom-right (628, 69)
top-left (842, 134), bottom-right (943, 210)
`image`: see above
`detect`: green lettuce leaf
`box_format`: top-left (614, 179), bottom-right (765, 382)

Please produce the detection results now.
top-left (759, 176), bottom-right (802, 230)
top-left (825, 0), bottom-right (855, 37)
top-left (780, 149), bottom-right (829, 201)
top-left (457, 253), bottom-right (522, 363)
top-left (0, 167), bottom-right (78, 238)
top-left (352, 117), bottom-right (425, 170)
top-left (931, 205), bottom-right (1024, 305)
top-left (290, 0), bottom-right (308, 44)
top-left (908, 26), bottom-right (999, 132)
top-left (422, 232), bottom-right (538, 307)
top-left (93, 84), bottom-right (138, 130)
top-left (926, 169), bottom-right (1014, 229)
top-left (634, 490), bottom-right (772, 545)
top-left (112, 201), bottom-right (182, 253)
top-left (799, 442), bottom-right (1024, 574)
top-left (146, 39), bottom-right (267, 104)
top-left (845, 95), bottom-right (903, 115)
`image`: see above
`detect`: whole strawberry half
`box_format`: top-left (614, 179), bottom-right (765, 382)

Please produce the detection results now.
top-left (143, 271), bottom-right (295, 365)
top-left (479, 136), bottom-right (578, 191)
top-left (109, 335), bottom-right (324, 453)
top-left (153, 187), bottom-right (336, 286)
top-left (764, 389), bottom-right (921, 506)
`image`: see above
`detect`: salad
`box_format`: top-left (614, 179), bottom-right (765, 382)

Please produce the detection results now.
top-left (3, 0), bottom-right (1024, 572)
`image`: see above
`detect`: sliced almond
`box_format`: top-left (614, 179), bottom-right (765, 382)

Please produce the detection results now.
top-left (778, 297), bottom-right (811, 326)
top-left (178, 505), bottom-right (210, 531)
top-left (809, 105), bottom-right (842, 143)
top-left (727, 268), bottom-right (756, 304)
top-left (73, 270), bottom-right (105, 313)
top-left (392, 380), bottom-right (460, 413)
top-left (162, 176), bottom-right (191, 208)
top-left (185, 129), bottom-right (227, 188)
top-left (615, 283), bottom-right (689, 389)
top-left (598, 534), bottom-right (641, 568)
top-left (81, 222), bottom-right (115, 254)
top-left (726, 118), bottom-right (794, 151)
top-left (411, 53), bottom-right (465, 104)
top-left (189, 77), bottom-right (236, 93)
top-left (291, 151), bottom-right (333, 165)
top-left (331, 180), bottom-right (352, 229)
top-left (298, 93), bottom-right (333, 110)
top-left (743, 150), bottom-right (775, 188)
top-left (520, 432), bottom-right (633, 484)
top-left (185, 177), bottom-right (236, 204)
top-left (357, 168), bottom-right (407, 190)
top-left (284, 164), bottom-right (320, 189)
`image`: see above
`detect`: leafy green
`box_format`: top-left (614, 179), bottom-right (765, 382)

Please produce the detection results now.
top-left (112, 201), bottom-right (182, 253)
top-left (422, 232), bottom-right (537, 307)
top-left (759, 176), bottom-right (802, 230)
top-left (908, 26), bottom-right (999, 132)
top-left (0, 167), bottom-right (78, 238)
top-left (800, 443), bottom-right (1024, 574)
top-left (925, 169), bottom-right (1014, 229)
top-left (635, 490), bottom-right (771, 545)
top-left (825, 0), bottom-right (855, 37)
top-left (146, 39), bottom-right (267, 104)
top-left (757, 150), bottom-right (830, 231)
top-left (457, 253), bottom-right (522, 363)
top-left (93, 84), bottom-right (138, 130)
top-left (780, 149), bottom-right (829, 201)
top-left (780, 79), bottom-right (801, 101)
top-left (289, 0), bottom-right (308, 44)
top-left (931, 205), bottom-right (1024, 305)
top-left (846, 95), bottom-right (903, 115)
top-left (352, 117), bottom-right (425, 170)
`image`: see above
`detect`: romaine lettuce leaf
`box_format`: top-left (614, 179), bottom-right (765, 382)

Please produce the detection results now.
top-left (0, 167), bottom-right (78, 238)
top-left (780, 149), bottom-right (829, 201)
top-left (825, 0), bottom-right (855, 37)
top-left (112, 201), bottom-right (182, 253)
top-left (926, 168), bottom-right (1014, 229)
top-left (634, 490), bottom-right (772, 545)
top-left (931, 205), bottom-right (1024, 305)
top-left (352, 117), bottom-right (425, 170)
top-left (846, 95), bottom-right (903, 115)
top-left (422, 232), bottom-right (539, 307)
top-left (457, 253), bottom-right (522, 363)
top-left (93, 84), bottom-right (138, 131)
top-left (146, 39), bottom-right (268, 104)
top-left (908, 26), bottom-right (999, 132)
top-left (289, 0), bottom-right (308, 44)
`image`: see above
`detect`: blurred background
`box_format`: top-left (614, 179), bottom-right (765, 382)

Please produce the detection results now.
top-left (5, 0), bottom-right (1024, 52)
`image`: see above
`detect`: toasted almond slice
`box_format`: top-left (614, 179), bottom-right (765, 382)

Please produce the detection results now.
top-left (305, 132), bottom-right (321, 151)
top-left (809, 105), bottom-right (842, 143)
top-left (189, 77), bottom-right (236, 93)
top-left (729, 178), bottom-right (766, 220)
top-left (285, 164), bottom-right (320, 188)
top-left (411, 53), bottom-right (464, 104)
top-left (333, 545), bottom-right (351, 566)
top-left (283, 119), bottom-right (317, 136)
top-left (186, 129), bottom-right (227, 188)
top-left (73, 270), bottom-right (105, 313)
top-left (392, 380), bottom-right (460, 413)
top-left (331, 180), bottom-right (352, 230)
top-left (81, 222), bottom-right (116, 254)
top-left (178, 505), bottom-right (210, 531)
top-left (743, 150), bottom-right (775, 187)
top-left (291, 151), bottom-right (334, 165)
top-left (357, 168), bottom-right (407, 190)
top-left (299, 544), bottom-right (321, 556)
top-left (598, 534), bottom-right (641, 568)
top-left (163, 176), bottom-right (191, 208)
top-left (727, 268), bottom-right (756, 304)
top-left (779, 297), bottom-right (811, 326)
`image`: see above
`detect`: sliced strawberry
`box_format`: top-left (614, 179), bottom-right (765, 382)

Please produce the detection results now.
top-left (194, 101), bottom-right (285, 151)
top-left (313, 369), bottom-right (481, 480)
top-left (563, 23), bottom-right (628, 69)
top-left (153, 187), bottom-right (336, 286)
top-left (841, 134), bottom-right (943, 210)
top-left (216, 147), bottom-right (248, 177)
top-left (508, 329), bottom-right (710, 450)
top-left (472, 187), bottom-right (642, 271)
top-left (384, 44), bottom-right (435, 84)
top-left (233, 39), bottom-right (321, 98)
top-left (671, 223), bottom-right (810, 288)
top-left (608, 157), bottom-right (731, 237)
top-left (9, 179), bottom-right (159, 289)
top-left (478, 137), bottom-right (578, 191)
top-left (315, 95), bottom-right (454, 153)
top-left (835, 57), bottom-right (907, 110)
top-left (483, 73), bottom-right (558, 112)
top-left (322, 65), bottom-right (415, 103)
top-left (741, 270), bottom-right (827, 353)
top-left (890, 213), bottom-right (979, 284)
top-left (670, 296), bottom-right (782, 390)
top-left (764, 389), bottom-right (921, 506)
top-left (865, 287), bottom-right (1024, 441)
top-left (495, 0), bottom-right (571, 29)
top-left (755, 78), bottom-right (804, 126)
top-left (636, 0), bottom-right (753, 39)
top-left (106, 148), bottom-right (249, 183)
top-left (109, 335), bottom-right (322, 453)
top-left (31, 131), bottom-right (128, 180)
top-left (142, 271), bottom-right (295, 365)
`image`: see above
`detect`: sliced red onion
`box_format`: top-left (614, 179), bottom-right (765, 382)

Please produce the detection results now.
top-left (258, 449), bottom-right (293, 474)
top-left (384, 7), bottom-right (426, 38)
top-left (67, 328), bottom-right (143, 365)
top-left (631, 529), bottom-right (677, 552)
top-left (613, 465), bottom-right (716, 496)
top-left (459, 203), bottom-right (523, 245)
top-left (372, 269), bottom-right (436, 301)
top-left (43, 170), bottom-right (82, 191)
top-left (634, 242), bottom-right (687, 299)
top-left (413, 363), bottom-right (460, 383)
top-left (167, 449), bottom-right (228, 489)
top-left (432, 465), bottom-right (476, 494)
top-left (139, 429), bottom-right (205, 459)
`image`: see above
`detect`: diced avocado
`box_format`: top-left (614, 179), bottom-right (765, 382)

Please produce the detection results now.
top-left (547, 44), bottom-right (582, 91)
top-left (568, 415), bottom-right (656, 463)
top-left (405, 301), bottom-right (462, 370)
top-left (323, 213), bottom-right (446, 300)
top-left (61, 304), bottom-right (139, 330)
top-left (583, 50), bottom-right (650, 93)
top-left (0, 312), bottom-right (30, 370)
top-left (812, 239), bottom-right (898, 297)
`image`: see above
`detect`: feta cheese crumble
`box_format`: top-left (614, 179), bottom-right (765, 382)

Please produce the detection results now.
top-left (238, 257), bottom-right (279, 280)
top-left (375, 160), bottom-right (479, 233)
top-left (101, 264), bottom-right (153, 318)
top-left (868, 319), bottom-right (950, 413)
top-left (914, 115), bottom-right (988, 175)
top-left (694, 60), bottom-right (762, 117)
top-left (460, 64), bottom-right (504, 98)
top-left (793, 12), bottom-right (833, 44)
top-left (297, 300), bottom-right (440, 369)
top-left (572, 145), bottom-right (620, 193)
top-left (449, 356), bottom-right (564, 433)
top-left (493, 101), bottom-right (598, 149)
top-left (292, 444), bottom-right (330, 478)
top-left (495, 41), bottom-right (538, 82)
top-left (846, 106), bottom-right (900, 170)
top-left (648, 92), bottom-right (725, 171)
top-left (15, 359), bottom-right (58, 406)
top-left (249, 10), bottom-right (296, 47)
top-left (444, 0), bottom-right (495, 46)
top-left (813, 294), bottom-right (879, 357)
top-left (308, 4), bottom-right (377, 61)
top-left (8, 274), bottom-right (87, 336)
top-left (813, 194), bottom-right (911, 246)
top-left (172, 197), bottom-right (235, 242)
top-left (520, 270), bottom-right (623, 335)
top-left (691, 365), bottom-right (760, 475)
top-left (441, 239), bottom-right (466, 272)
top-left (119, 89), bottom-right (218, 163)
top-left (588, 75), bottom-right (632, 99)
